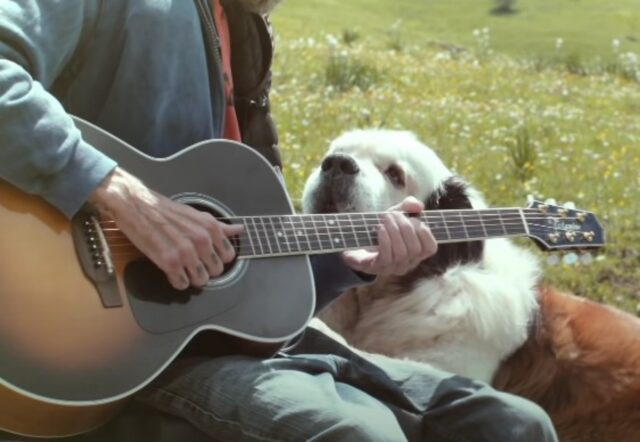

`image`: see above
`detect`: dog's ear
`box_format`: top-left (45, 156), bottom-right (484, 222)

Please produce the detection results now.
top-left (399, 178), bottom-right (484, 288)
top-left (423, 177), bottom-right (475, 213)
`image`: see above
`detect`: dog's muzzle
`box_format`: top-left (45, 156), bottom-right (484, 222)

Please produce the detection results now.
top-left (308, 153), bottom-right (361, 213)
top-left (321, 153), bottom-right (360, 178)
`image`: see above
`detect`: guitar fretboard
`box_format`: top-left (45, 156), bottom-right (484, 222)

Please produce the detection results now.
top-left (232, 208), bottom-right (529, 258)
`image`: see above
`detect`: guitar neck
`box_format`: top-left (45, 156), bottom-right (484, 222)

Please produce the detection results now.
top-left (232, 208), bottom-right (529, 258)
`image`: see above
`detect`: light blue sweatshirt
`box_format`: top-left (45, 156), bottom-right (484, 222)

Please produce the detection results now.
top-left (0, 0), bottom-right (225, 218)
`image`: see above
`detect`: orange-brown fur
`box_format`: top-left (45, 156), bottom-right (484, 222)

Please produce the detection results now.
top-left (493, 285), bottom-right (640, 442)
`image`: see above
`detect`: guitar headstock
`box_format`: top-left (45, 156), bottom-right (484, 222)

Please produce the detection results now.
top-left (524, 200), bottom-right (605, 251)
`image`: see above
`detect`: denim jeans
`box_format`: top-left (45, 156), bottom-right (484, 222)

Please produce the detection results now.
top-left (1, 329), bottom-right (558, 442)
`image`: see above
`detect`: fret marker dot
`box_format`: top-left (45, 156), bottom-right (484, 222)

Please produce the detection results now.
top-left (297, 230), bottom-right (303, 236)
top-left (328, 220), bottom-right (335, 225)
top-left (333, 237), bottom-right (341, 244)
top-left (277, 231), bottom-right (283, 237)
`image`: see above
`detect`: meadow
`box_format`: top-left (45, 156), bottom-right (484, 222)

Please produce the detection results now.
top-left (268, 0), bottom-right (640, 313)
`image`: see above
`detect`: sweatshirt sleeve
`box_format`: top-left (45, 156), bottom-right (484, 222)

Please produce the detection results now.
top-left (0, 0), bottom-right (117, 218)
top-left (311, 253), bottom-right (376, 314)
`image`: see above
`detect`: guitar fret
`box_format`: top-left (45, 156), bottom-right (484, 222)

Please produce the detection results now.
top-left (337, 214), bottom-right (358, 249)
top-left (258, 216), bottom-right (273, 255)
top-left (308, 215), bottom-right (324, 252)
top-left (316, 215), bottom-right (334, 250)
top-left (519, 209), bottom-right (530, 236)
top-left (267, 216), bottom-right (283, 255)
top-left (327, 214), bottom-right (344, 249)
top-left (341, 215), bottom-right (358, 247)
top-left (276, 216), bottom-right (292, 253)
top-left (497, 211), bottom-right (508, 236)
top-left (286, 215), bottom-right (302, 253)
top-left (439, 211), bottom-right (451, 240)
top-left (504, 209), bottom-right (527, 235)
top-left (242, 219), bottom-right (256, 257)
top-left (295, 216), bottom-right (311, 252)
top-left (249, 218), bottom-right (264, 256)
top-left (281, 215), bottom-right (295, 252)
top-left (483, 209), bottom-right (507, 237)
top-left (478, 211), bottom-right (489, 238)
top-left (339, 215), bottom-right (350, 248)
top-left (347, 215), bottom-right (360, 248)
top-left (362, 213), bottom-right (375, 247)
top-left (465, 211), bottom-right (485, 239)
top-left (458, 211), bottom-right (470, 239)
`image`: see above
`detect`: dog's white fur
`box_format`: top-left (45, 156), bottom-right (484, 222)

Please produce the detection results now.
top-left (303, 130), bottom-right (452, 214)
top-left (303, 129), bottom-right (540, 383)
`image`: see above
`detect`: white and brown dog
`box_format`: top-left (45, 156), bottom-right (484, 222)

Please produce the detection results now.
top-left (302, 129), bottom-right (640, 442)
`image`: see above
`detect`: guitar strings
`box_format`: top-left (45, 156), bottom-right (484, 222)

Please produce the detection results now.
top-left (98, 214), bottom-right (587, 232)
top-left (95, 208), bottom-right (586, 227)
top-left (100, 217), bottom-right (588, 245)
top-left (100, 217), bottom-right (587, 241)
top-left (104, 220), bottom-right (593, 258)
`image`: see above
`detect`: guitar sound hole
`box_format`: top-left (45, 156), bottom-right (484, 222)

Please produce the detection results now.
top-left (188, 203), bottom-right (240, 279)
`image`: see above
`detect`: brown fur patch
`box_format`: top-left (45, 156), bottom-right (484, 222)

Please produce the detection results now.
top-left (493, 286), bottom-right (640, 442)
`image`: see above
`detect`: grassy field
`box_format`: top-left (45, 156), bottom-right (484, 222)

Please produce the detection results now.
top-left (267, 0), bottom-right (640, 314)
top-left (272, 0), bottom-right (640, 62)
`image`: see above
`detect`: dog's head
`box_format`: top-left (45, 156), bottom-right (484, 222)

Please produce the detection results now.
top-left (302, 129), bottom-right (487, 213)
top-left (302, 129), bottom-right (457, 214)
top-left (302, 128), bottom-right (485, 278)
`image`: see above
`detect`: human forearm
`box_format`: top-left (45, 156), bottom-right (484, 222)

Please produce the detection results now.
top-left (0, 66), bottom-right (117, 217)
top-left (0, 0), bottom-right (115, 217)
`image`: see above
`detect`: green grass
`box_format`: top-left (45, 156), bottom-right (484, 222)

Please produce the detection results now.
top-left (268, 0), bottom-right (640, 314)
top-left (272, 0), bottom-right (640, 62)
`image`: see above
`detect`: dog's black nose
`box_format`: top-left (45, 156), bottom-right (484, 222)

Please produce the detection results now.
top-left (321, 153), bottom-right (360, 176)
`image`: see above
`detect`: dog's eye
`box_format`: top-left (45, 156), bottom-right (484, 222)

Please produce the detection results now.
top-left (384, 164), bottom-right (405, 187)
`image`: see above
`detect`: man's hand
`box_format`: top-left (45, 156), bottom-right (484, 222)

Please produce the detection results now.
top-left (89, 167), bottom-right (243, 290)
top-left (342, 196), bottom-right (437, 276)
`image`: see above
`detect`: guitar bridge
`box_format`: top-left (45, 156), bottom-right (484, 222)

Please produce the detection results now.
top-left (71, 205), bottom-right (122, 308)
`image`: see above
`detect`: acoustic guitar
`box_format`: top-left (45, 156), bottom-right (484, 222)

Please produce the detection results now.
top-left (0, 117), bottom-right (604, 437)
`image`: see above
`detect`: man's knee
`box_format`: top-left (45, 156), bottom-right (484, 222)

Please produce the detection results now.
top-left (263, 376), bottom-right (406, 441)
top-left (425, 377), bottom-right (558, 442)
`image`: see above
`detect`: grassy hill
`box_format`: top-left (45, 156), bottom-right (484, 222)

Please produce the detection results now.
top-left (267, 0), bottom-right (640, 313)
top-left (272, 0), bottom-right (640, 63)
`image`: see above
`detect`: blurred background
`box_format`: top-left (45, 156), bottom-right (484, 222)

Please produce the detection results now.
top-left (268, 0), bottom-right (640, 314)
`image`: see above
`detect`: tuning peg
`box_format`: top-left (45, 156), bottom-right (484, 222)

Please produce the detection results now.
top-left (582, 231), bottom-right (595, 242)
top-left (544, 198), bottom-right (557, 206)
top-left (562, 201), bottom-right (576, 209)
top-left (576, 211), bottom-right (587, 223)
